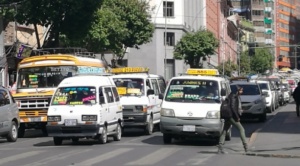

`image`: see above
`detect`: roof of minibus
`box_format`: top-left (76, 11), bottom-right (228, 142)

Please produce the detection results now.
top-left (58, 75), bottom-right (113, 87)
top-left (170, 75), bottom-right (226, 82)
top-left (18, 54), bottom-right (104, 67)
top-left (111, 74), bottom-right (162, 79)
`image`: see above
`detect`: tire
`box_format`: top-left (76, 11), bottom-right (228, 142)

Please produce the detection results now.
top-left (258, 113), bottom-right (267, 122)
top-left (18, 124), bottom-right (25, 138)
top-left (225, 129), bottom-right (231, 141)
top-left (71, 138), bottom-right (79, 143)
top-left (144, 117), bottom-right (153, 135)
top-left (113, 123), bottom-right (122, 141)
top-left (53, 137), bottom-right (63, 146)
top-left (6, 121), bottom-right (18, 142)
top-left (163, 133), bottom-right (172, 144)
top-left (99, 127), bottom-right (108, 144)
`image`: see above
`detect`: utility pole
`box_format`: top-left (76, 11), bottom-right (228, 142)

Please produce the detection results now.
top-left (295, 46), bottom-right (297, 69)
top-left (164, 0), bottom-right (168, 79)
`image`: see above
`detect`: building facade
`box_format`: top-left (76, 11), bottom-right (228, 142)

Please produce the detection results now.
top-left (125, 0), bottom-right (238, 81)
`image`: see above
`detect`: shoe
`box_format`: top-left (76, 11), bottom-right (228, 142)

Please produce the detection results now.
top-left (243, 143), bottom-right (248, 153)
top-left (217, 145), bottom-right (228, 154)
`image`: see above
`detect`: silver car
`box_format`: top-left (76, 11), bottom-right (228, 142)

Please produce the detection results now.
top-left (0, 86), bottom-right (19, 142)
top-left (230, 82), bottom-right (267, 122)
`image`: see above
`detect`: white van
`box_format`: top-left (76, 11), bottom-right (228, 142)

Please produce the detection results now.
top-left (110, 67), bottom-right (166, 135)
top-left (47, 75), bottom-right (123, 145)
top-left (159, 69), bottom-right (231, 144)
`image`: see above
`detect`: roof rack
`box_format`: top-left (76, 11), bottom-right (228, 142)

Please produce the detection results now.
top-left (30, 47), bottom-right (96, 58)
top-left (230, 77), bottom-right (250, 82)
top-left (109, 67), bottom-right (149, 75)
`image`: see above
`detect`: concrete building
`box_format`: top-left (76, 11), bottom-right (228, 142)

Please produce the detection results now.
top-left (124, 0), bottom-right (239, 81)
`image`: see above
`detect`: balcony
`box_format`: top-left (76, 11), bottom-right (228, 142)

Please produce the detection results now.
top-left (239, 19), bottom-right (255, 32)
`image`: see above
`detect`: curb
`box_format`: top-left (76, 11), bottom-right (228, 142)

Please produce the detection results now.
top-left (244, 152), bottom-right (300, 159)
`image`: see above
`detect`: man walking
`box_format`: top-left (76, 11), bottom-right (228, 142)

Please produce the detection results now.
top-left (292, 82), bottom-right (300, 117)
top-left (218, 86), bottom-right (248, 154)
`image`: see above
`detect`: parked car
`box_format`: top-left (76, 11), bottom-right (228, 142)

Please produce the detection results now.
top-left (0, 86), bottom-right (19, 142)
top-left (279, 83), bottom-right (291, 104)
top-left (230, 82), bottom-right (267, 122)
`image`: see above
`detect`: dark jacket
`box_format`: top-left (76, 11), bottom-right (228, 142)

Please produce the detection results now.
top-left (228, 92), bottom-right (241, 121)
top-left (293, 86), bottom-right (300, 103)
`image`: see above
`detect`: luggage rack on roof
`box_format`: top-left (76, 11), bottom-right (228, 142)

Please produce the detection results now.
top-left (109, 67), bottom-right (150, 75)
top-left (30, 47), bottom-right (96, 58)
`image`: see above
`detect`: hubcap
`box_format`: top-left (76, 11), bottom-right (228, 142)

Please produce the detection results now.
top-left (12, 125), bottom-right (17, 138)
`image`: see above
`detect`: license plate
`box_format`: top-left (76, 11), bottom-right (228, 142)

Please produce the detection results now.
top-left (65, 119), bottom-right (77, 126)
top-left (183, 125), bottom-right (195, 132)
top-left (31, 117), bottom-right (41, 122)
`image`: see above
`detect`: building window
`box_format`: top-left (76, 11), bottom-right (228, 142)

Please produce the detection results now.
top-left (163, 1), bottom-right (174, 17)
top-left (253, 21), bottom-right (264, 26)
top-left (164, 32), bottom-right (175, 46)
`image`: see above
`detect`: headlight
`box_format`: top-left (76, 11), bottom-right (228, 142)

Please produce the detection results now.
top-left (206, 111), bottom-right (220, 119)
top-left (161, 108), bottom-right (175, 117)
top-left (48, 116), bottom-right (61, 122)
top-left (82, 115), bottom-right (97, 121)
top-left (254, 99), bottom-right (262, 104)
top-left (135, 105), bottom-right (147, 112)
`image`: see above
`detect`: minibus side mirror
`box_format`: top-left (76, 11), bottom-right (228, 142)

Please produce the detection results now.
top-left (158, 93), bottom-right (164, 100)
top-left (220, 89), bottom-right (226, 96)
top-left (99, 96), bottom-right (105, 104)
top-left (147, 89), bottom-right (155, 96)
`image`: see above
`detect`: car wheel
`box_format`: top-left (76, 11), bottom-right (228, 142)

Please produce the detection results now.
top-left (258, 113), bottom-right (267, 122)
top-left (53, 137), bottom-right (63, 146)
top-left (6, 121), bottom-right (18, 142)
top-left (99, 127), bottom-right (108, 144)
top-left (163, 133), bottom-right (172, 144)
top-left (113, 123), bottom-right (122, 141)
top-left (18, 124), bottom-right (25, 138)
top-left (144, 117), bottom-right (153, 135)
top-left (71, 138), bottom-right (79, 143)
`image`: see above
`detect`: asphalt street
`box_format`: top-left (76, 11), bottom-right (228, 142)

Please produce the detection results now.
top-left (0, 103), bottom-right (299, 166)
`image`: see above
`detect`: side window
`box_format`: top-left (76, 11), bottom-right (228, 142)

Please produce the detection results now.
top-left (104, 87), bottom-right (114, 103)
top-left (146, 79), bottom-right (151, 90)
top-left (150, 79), bottom-right (159, 95)
top-left (0, 89), bottom-right (10, 106)
top-left (157, 78), bottom-right (166, 93)
top-left (99, 87), bottom-right (106, 104)
top-left (112, 87), bottom-right (120, 102)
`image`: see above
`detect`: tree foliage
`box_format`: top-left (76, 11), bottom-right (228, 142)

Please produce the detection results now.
top-left (250, 48), bottom-right (274, 73)
top-left (13, 0), bottom-right (102, 48)
top-left (174, 28), bottom-right (219, 68)
top-left (239, 51), bottom-right (251, 75)
top-left (85, 0), bottom-right (154, 66)
top-left (216, 60), bottom-right (238, 77)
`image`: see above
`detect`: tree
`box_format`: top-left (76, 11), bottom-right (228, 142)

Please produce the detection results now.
top-left (174, 28), bottom-right (219, 68)
top-left (85, 0), bottom-right (154, 67)
top-left (216, 60), bottom-right (238, 77)
top-left (250, 48), bottom-right (274, 73)
top-left (13, 0), bottom-right (102, 48)
top-left (239, 51), bottom-right (251, 75)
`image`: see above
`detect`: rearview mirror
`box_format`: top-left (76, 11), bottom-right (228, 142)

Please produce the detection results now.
top-left (147, 89), bottom-right (155, 96)
top-left (99, 96), bottom-right (105, 104)
top-left (158, 93), bottom-right (164, 100)
top-left (221, 89), bottom-right (226, 96)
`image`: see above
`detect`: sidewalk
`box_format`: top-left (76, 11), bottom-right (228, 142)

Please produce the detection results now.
top-left (246, 103), bottom-right (300, 158)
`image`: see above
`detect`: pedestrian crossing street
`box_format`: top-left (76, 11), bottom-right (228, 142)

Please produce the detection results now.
top-left (0, 143), bottom-right (218, 166)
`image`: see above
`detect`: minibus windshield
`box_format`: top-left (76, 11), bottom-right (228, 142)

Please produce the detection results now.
top-left (165, 79), bottom-right (220, 103)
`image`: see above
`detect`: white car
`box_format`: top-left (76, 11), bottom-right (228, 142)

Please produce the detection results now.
top-left (255, 80), bottom-right (276, 112)
top-left (230, 82), bottom-right (267, 122)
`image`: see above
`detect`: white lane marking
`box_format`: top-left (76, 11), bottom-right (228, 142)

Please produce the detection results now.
top-left (0, 151), bottom-right (44, 166)
top-left (23, 149), bottom-right (91, 166)
top-left (74, 148), bottom-right (132, 166)
top-left (126, 148), bottom-right (180, 165)
top-left (177, 154), bottom-right (215, 165)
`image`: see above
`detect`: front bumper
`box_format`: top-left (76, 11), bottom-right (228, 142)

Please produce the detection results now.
top-left (47, 124), bottom-right (102, 137)
top-left (242, 104), bottom-right (265, 118)
top-left (123, 112), bottom-right (148, 127)
top-left (160, 116), bottom-right (223, 137)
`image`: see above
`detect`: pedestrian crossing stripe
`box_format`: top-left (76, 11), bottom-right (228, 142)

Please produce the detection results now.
top-left (0, 151), bottom-right (45, 166)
